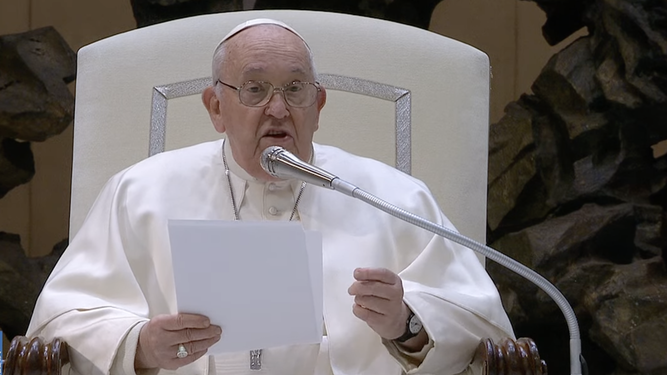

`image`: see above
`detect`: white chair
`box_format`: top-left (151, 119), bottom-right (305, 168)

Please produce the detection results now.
top-left (69, 10), bottom-right (490, 245)
top-left (5, 10), bottom-right (546, 375)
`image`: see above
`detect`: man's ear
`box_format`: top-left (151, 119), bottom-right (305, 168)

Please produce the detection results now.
top-left (317, 86), bottom-right (327, 111)
top-left (312, 86), bottom-right (327, 132)
top-left (202, 86), bottom-right (226, 133)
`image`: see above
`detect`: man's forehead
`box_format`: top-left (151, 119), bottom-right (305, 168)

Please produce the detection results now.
top-left (216, 18), bottom-right (311, 51)
top-left (241, 64), bottom-right (310, 75)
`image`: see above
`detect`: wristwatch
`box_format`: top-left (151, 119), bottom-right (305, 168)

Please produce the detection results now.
top-left (395, 310), bottom-right (423, 343)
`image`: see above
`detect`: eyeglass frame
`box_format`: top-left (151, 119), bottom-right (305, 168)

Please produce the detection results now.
top-left (215, 79), bottom-right (322, 108)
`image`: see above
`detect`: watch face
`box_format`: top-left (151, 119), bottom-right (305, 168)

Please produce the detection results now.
top-left (409, 314), bottom-right (423, 334)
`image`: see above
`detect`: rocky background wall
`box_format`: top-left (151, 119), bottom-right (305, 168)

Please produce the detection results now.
top-left (1, 1), bottom-right (665, 374)
top-left (487, 1), bottom-right (667, 374)
top-left (0, 26), bottom-right (75, 338)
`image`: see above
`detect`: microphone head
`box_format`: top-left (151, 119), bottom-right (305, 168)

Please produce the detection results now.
top-left (260, 146), bottom-right (286, 176)
top-left (259, 145), bottom-right (339, 189)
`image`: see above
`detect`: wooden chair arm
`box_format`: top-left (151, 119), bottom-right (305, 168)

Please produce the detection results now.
top-left (470, 337), bottom-right (548, 375)
top-left (2, 336), bottom-right (546, 375)
top-left (3, 336), bottom-right (69, 375)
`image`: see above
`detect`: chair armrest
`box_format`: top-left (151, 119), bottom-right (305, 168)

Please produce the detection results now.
top-left (470, 337), bottom-right (548, 375)
top-left (3, 336), bottom-right (69, 375)
top-left (2, 336), bottom-right (545, 375)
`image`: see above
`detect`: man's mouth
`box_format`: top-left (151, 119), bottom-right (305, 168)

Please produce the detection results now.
top-left (264, 130), bottom-right (290, 139)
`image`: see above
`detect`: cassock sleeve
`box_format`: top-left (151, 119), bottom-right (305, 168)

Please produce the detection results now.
top-left (315, 146), bottom-right (515, 375)
top-left (390, 210), bottom-right (515, 374)
top-left (383, 337), bottom-right (434, 369)
top-left (26, 171), bottom-right (156, 375)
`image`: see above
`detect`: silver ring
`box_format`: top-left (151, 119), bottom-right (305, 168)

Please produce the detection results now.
top-left (176, 343), bottom-right (188, 359)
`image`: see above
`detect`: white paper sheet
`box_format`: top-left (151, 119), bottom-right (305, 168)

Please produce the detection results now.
top-left (168, 220), bottom-right (322, 354)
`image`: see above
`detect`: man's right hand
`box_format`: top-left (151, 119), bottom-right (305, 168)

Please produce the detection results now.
top-left (135, 313), bottom-right (222, 370)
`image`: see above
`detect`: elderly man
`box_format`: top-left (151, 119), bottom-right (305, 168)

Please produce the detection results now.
top-left (27, 19), bottom-right (513, 375)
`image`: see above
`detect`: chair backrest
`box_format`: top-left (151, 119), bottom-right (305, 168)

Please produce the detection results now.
top-left (71, 10), bottom-right (491, 245)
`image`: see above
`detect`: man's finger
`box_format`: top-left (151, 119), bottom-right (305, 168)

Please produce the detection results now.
top-left (164, 325), bottom-right (222, 345)
top-left (183, 349), bottom-right (208, 364)
top-left (352, 303), bottom-right (383, 326)
top-left (354, 267), bottom-right (399, 284)
top-left (354, 295), bottom-right (392, 315)
top-left (163, 313), bottom-right (212, 330)
top-left (188, 336), bottom-right (222, 354)
top-left (178, 335), bottom-right (221, 357)
top-left (164, 349), bottom-right (208, 370)
top-left (348, 280), bottom-right (399, 300)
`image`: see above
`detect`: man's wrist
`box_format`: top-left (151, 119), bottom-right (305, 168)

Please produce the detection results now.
top-left (394, 310), bottom-right (423, 343)
top-left (135, 324), bottom-right (158, 370)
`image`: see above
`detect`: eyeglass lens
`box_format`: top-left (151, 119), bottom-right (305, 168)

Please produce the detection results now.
top-left (240, 81), bottom-right (318, 107)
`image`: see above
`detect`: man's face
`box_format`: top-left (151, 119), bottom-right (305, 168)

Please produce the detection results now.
top-left (203, 25), bottom-right (326, 181)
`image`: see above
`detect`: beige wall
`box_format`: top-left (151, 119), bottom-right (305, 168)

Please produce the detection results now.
top-left (430, 0), bottom-right (587, 124)
top-left (0, 0), bottom-right (572, 256)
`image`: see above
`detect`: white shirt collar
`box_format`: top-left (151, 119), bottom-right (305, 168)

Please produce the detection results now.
top-left (223, 138), bottom-right (314, 194)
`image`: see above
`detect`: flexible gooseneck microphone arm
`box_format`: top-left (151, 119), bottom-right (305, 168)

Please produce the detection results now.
top-left (261, 146), bottom-right (585, 375)
top-left (331, 179), bottom-right (584, 375)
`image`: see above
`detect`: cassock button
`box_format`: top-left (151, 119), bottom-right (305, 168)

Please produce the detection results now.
top-left (267, 183), bottom-right (277, 191)
top-left (268, 206), bottom-right (278, 215)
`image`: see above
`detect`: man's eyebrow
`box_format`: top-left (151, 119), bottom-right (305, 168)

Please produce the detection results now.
top-left (241, 66), bottom-right (266, 75)
top-left (240, 66), bottom-right (310, 76)
top-left (290, 67), bottom-right (308, 74)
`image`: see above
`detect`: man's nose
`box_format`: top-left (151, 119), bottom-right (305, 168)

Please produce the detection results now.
top-left (264, 88), bottom-right (289, 118)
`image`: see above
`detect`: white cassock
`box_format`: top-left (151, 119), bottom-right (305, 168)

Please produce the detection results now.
top-left (27, 140), bottom-right (514, 375)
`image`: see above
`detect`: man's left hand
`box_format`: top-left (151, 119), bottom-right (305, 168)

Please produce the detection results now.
top-left (347, 267), bottom-right (410, 340)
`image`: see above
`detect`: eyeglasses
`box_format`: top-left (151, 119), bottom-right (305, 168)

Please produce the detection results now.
top-left (216, 80), bottom-right (321, 108)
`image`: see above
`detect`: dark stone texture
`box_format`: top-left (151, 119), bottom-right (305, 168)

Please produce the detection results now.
top-left (253, 0), bottom-right (442, 30)
top-left (532, 37), bottom-right (607, 140)
top-left (0, 233), bottom-right (66, 339)
top-left (527, 0), bottom-right (593, 45)
top-left (0, 138), bottom-right (34, 199)
top-left (597, 0), bottom-right (667, 104)
top-left (583, 257), bottom-right (667, 374)
top-left (0, 27), bottom-right (76, 142)
top-left (129, 0), bottom-right (244, 28)
top-left (129, 0), bottom-right (442, 30)
top-left (487, 101), bottom-right (538, 231)
top-left (492, 1), bottom-right (667, 374)
top-left (0, 27), bottom-right (72, 329)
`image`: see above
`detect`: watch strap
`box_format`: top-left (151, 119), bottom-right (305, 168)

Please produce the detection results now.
top-left (395, 311), bottom-right (420, 343)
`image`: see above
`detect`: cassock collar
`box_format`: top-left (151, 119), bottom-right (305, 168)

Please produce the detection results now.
top-left (223, 138), bottom-right (314, 196)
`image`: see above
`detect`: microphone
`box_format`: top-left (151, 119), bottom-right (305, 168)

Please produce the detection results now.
top-left (261, 146), bottom-right (355, 192)
top-left (260, 146), bottom-right (585, 375)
